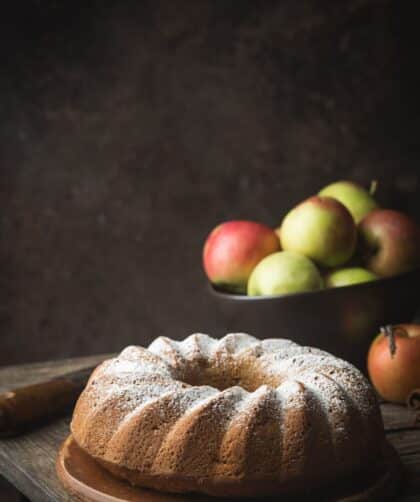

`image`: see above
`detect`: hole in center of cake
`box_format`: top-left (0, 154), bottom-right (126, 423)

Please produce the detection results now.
top-left (178, 363), bottom-right (281, 392)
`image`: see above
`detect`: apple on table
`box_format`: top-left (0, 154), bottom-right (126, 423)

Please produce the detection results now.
top-left (368, 324), bottom-right (420, 403)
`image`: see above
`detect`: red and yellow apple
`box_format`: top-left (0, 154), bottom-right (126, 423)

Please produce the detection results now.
top-left (203, 220), bottom-right (280, 293)
top-left (278, 196), bottom-right (357, 267)
top-left (319, 180), bottom-right (378, 223)
top-left (359, 209), bottom-right (420, 277)
top-left (367, 324), bottom-right (420, 403)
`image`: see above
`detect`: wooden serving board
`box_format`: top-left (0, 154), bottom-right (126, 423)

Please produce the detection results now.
top-left (57, 434), bottom-right (401, 502)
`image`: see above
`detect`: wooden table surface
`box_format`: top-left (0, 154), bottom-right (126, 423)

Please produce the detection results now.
top-left (0, 356), bottom-right (420, 502)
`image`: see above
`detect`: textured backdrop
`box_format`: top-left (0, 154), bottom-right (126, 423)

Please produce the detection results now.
top-left (1, 0), bottom-right (419, 366)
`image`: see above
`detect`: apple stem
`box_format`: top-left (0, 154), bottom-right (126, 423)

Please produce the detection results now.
top-left (381, 325), bottom-right (397, 359)
top-left (369, 179), bottom-right (378, 196)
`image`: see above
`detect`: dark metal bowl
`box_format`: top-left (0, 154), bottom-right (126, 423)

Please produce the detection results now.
top-left (208, 268), bottom-right (420, 371)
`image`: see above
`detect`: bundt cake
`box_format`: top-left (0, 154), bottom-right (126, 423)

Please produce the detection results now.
top-left (71, 333), bottom-right (386, 498)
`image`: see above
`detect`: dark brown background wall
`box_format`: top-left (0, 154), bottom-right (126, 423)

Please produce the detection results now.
top-left (1, 0), bottom-right (419, 366)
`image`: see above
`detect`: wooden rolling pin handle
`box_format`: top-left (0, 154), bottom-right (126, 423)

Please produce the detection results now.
top-left (0, 379), bottom-right (83, 437)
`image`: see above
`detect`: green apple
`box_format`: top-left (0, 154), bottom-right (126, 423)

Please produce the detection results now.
top-left (278, 196), bottom-right (356, 268)
top-left (247, 251), bottom-right (323, 296)
top-left (325, 267), bottom-right (378, 288)
top-left (319, 180), bottom-right (378, 223)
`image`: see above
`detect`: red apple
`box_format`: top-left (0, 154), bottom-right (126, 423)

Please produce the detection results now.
top-left (367, 324), bottom-right (420, 403)
top-left (203, 221), bottom-right (280, 293)
top-left (359, 209), bottom-right (420, 277)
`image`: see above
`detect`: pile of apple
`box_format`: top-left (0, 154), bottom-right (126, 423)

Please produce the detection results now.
top-left (203, 181), bottom-right (420, 296)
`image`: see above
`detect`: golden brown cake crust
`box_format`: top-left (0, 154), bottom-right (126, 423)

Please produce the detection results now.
top-left (71, 334), bottom-right (386, 498)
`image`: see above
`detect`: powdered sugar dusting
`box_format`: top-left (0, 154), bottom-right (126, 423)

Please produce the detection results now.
top-left (297, 371), bottom-right (345, 408)
top-left (213, 333), bottom-right (260, 354)
top-left (276, 379), bottom-right (306, 410)
top-left (177, 333), bottom-right (217, 360)
top-left (181, 386), bottom-right (250, 422)
top-left (104, 333), bottom-right (377, 422)
top-left (101, 346), bottom-right (173, 379)
top-left (264, 352), bottom-right (352, 376)
top-left (148, 337), bottom-right (183, 367)
top-left (261, 338), bottom-right (298, 352)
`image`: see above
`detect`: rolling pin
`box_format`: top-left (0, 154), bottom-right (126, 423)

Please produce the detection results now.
top-left (0, 366), bottom-right (95, 437)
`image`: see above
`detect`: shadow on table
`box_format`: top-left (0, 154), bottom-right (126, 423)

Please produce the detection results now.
top-left (0, 476), bottom-right (23, 501)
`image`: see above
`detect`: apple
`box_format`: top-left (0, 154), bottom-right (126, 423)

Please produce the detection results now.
top-left (367, 324), bottom-right (420, 403)
top-left (278, 196), bottom-right (356, 267)
top-left (358, 209), bottom-right (420, 277)
top-left (203, 221), bottom-right (280, 293)
top-left (325, 267), bottom-right (377, 288)
top-left (247, 251), bottom-right (323, 296)
top-left (319, 180), bottom-right (378, 223)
